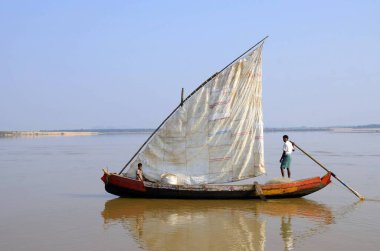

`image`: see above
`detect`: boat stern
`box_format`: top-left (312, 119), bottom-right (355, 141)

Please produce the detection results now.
top-left (321, 172), bottom-right (332, 186)
top-left (101, 168), bottom-right (110, 184)
top-left (260, 172), bottom-right (333, 199)
top-left (101, 168), bottom-right (147, 197)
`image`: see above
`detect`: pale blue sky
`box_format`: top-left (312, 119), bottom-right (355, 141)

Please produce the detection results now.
top-left (1, 1), bottom-right (379, 130)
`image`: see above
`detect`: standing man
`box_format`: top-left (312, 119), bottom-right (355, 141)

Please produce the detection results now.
top-left (136, 163), bottom-right (144, 181)
top-left (280, 135), bottom-right (295, 178)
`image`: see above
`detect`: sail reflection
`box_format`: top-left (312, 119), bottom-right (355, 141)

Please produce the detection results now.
top-left (101, 199), bottom-right (334, 251)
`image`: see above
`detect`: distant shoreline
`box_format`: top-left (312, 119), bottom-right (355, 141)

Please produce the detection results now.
top-left (0, 131), bottom-right (98, 137)
top-left (330, 128), bottom-right (380, 133)
top-left (0, 128), bottom-right (156, 138)
top-left (1, 126), bottom-right (379, 138)
top-left (265, 127), bottom-right (380, 133)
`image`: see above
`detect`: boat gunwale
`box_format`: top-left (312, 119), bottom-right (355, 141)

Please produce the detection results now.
top-left (103, 171), bottom-right (331, 192)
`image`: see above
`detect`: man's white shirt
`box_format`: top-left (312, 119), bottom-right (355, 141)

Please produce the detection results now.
top-left (283, 141), bottom-right (294, 155)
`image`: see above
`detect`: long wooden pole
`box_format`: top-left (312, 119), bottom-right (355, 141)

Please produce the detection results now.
top-left (291, 141), bottom-right (365, 200)
top-left (118, 36), bottom-right (268, 175)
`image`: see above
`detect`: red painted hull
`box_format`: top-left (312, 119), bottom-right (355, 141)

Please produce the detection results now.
top-left (101, 170), bottom-right (332, 199)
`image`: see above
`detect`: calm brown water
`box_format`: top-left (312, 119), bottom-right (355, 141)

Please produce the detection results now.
top-left (0, 132), bottom-right (379, 251)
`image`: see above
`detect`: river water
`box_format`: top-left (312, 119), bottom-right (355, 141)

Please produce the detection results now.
top-left (0, 131), bottom-right (379, 251)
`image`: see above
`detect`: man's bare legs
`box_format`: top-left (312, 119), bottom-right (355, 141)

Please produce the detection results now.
top-left (281, 168), bottom-right (291, 178)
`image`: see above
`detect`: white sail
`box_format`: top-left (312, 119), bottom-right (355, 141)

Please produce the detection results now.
top-left (126, 44), bottom-right (265, 185)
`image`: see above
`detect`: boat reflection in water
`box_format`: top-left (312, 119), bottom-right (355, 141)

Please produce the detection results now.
top-left (101, 198), bottom-right (334, 251)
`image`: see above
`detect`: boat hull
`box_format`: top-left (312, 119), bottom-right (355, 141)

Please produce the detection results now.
top-left (101, 170), bottom-right (332, 199)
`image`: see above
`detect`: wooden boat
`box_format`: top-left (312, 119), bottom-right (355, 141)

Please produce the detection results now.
top-left (101, 169), bottom-right (331, 199)
top-left (101, 37), bottom-right (333, 199)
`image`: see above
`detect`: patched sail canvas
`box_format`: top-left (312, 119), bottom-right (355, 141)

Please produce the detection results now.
top-left (125, 44), bottom-right (265, 185)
